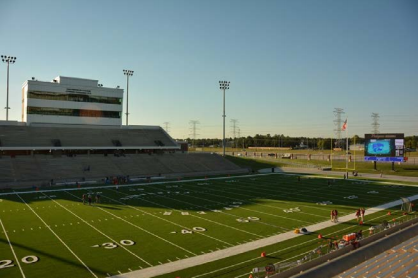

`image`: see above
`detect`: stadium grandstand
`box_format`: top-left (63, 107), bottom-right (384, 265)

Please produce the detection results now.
top-left (0, 122), bottom-right (245, 187)
top-left (0, 75), bottom-right (245, 188)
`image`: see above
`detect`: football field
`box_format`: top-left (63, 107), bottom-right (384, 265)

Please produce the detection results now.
top-left (1, 173), bottom-right (417, 278)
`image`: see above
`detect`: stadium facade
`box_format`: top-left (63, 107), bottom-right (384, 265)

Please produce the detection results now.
top-left (22, 76), bottom-right (123, 126)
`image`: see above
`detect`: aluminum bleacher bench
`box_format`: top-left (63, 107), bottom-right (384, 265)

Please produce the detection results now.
top-left (401, 237), bottom-right (418, 251)
top-left (370, 252), bottom-right (410, 278)
top-left (389, 252), bottom-right (418, 278)
top-left (392, 236), bottom-right (418, 251)
top-left (338, 251), bottom-right (397, 278)
top-left (407, 268), bottom-right (418, 278)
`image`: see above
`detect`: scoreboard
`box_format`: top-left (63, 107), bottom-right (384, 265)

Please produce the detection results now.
top-left (364, 133), bottom-right (405, 162)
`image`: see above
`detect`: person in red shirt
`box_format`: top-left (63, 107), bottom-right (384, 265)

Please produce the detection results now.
top-left (361, 208), bottom-right (365, 221)
top-left (355, 209), bottom-right (361, 222)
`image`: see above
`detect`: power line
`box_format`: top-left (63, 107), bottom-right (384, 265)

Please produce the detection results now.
top-left (230, 119), bottom-right (239, 148)
top-left (163, 122), bottom-right (170, 133)
top-left (189, 120), bottom-right (200, 147)
top-left (371, 113), bottom-right (380, 134)
top-left (333, 108), bottom-right (345, 148)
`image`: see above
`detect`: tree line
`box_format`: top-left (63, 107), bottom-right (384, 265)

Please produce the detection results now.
top-left (178, 134), bottom-right (418, 150)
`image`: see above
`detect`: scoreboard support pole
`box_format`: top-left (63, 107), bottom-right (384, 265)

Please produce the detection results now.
top-left (392, 162), bottom-right (395, 171)
top-left (373, 161), bottom-right (377, 170)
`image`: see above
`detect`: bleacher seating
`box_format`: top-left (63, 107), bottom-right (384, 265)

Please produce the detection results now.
top-left (337, 235), bottom-right (418, 278)
top-left (0, 153), bottom-right (243, 183)
top-left (0, 123), bottom-right (245, 185)
top-left (0, 125), bottom-right (177, 148)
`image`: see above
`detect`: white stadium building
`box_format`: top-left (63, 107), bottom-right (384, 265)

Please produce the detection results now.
top-left (21, 76), bottom-right (123, 125)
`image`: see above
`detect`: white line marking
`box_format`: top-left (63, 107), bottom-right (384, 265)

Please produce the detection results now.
top-left (104, 194), bottom-right (233, 250)
top-left (110, 188), bottom-right (261, 239)
top-left (16, 194), bottom-right (98, 278)
top-left (65, 191), bottom-right (197, 256)
top-left (41, 192), bottom-right (152, 267)
top-left (0, 218), bottom-right (25, 278)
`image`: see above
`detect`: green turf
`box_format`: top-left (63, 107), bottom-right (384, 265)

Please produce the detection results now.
top-left (227, 155), bottom-right (418, 177)
top-left (0, 174), bottom-right (417, 278)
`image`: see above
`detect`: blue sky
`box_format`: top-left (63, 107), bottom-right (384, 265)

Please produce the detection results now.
top-left (0, 0), bottom-right (417, 139)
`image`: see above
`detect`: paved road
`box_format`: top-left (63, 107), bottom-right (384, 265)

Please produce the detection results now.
top-left (262, 167), bottom-right (418, 184)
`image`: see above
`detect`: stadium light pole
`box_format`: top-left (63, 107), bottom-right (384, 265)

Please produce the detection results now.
top-left (1, 55), bottom-right (17, 121)
top-left (219, 81), bottom-right (230, 156)
top-left (123, 69), bottom-right (134, 126)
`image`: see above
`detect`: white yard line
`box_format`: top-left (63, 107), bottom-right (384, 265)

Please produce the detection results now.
top-left (100, 193), bottom-right (234, 247)
top-left (108, 188), bottom-right (264, 238)
top-left (110, 193), bottom-right (418, 278)
top-left (15, 194), bottom-right (98, 278)
top-left (138, 184), bottom-right (296, 229)
top-left (64, 191), bottom-right (199, 255)
top-left (174, 186), bottom-right (318, 224)
top-left (0, 218), bottom-right (26, 278)
top-left (0, 172), bottom-right (416, 197)
top-left (180, 179), bottom-right (339, 215)
top-left (41, 192), bottom-right (153, 267)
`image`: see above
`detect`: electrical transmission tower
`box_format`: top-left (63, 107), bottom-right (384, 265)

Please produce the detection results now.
top-left (371, 113), bottom-right (380, 134)
top-left (230, 119), bottom-right (239, 149)
top-left (163, 122), bottom-right (170, 133)
top-left (189, 120), bottom-right (200, 147)
top-left (333, 108), bottom-right (345, 148)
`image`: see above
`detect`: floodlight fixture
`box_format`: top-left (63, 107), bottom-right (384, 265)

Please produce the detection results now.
top-left (2, 54), bottom-right (17, 121)
top-left (123, 69), bottom-right (134, 125)
top-left (219, 80), bottom-right (231, 156)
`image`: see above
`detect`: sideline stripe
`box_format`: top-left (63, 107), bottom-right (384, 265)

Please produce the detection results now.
top-left (15, 194), bottom-right (98, 278)
top-left (41, 193), bottom-right (153, 266)
top-left (64, 191), bottom-right (198, 255)
top-left (0, 218), bottom-right (25, 278)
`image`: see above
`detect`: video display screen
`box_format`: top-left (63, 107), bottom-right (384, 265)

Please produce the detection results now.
top-left (364, 134), bottom-right (404, 162)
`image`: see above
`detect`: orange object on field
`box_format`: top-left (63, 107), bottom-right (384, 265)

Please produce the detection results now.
top-left (261, 252), bottom-right (266, 257)
top-left (318, 234), bottom-right (322, 239)
top-left (343, 233), bottom-right (356, 241)
top-left (387, 211), bottom-right (391, 215)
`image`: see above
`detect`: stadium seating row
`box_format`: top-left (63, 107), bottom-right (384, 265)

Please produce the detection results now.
top-left (0, 153), bottom-right (242, 183)
top-left (0, 125), bottom-right (176, 148)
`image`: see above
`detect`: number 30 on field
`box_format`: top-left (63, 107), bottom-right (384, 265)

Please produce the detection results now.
top-left (0, 256), bottom-right (39, 269)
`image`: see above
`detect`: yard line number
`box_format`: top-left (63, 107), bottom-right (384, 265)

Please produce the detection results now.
top-left (0, 256), bottom-right (39, 269)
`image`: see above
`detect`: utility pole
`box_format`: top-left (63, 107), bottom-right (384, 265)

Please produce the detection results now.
top-left (219, 81), bottom-right (230, 156)
top-left (123, 69), bottom-right (134, 126)
top-left (163, 122), bottom-right (170, 133)
top-left (333, 108), bottom-right (345, 148)
top-left (371, 113), bottom-right (380, 134)
top-left (189, 120), bottom-right (200, 147)
top-left (230, 119), bottom-right (238, 149)
top-left (1, 55), bottom-right (17, 121)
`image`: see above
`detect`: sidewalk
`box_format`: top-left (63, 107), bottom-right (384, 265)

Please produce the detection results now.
top-left (261, 167), bottom-right (418, 184)
top-left (111, 191), bottom-right (418, 278)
